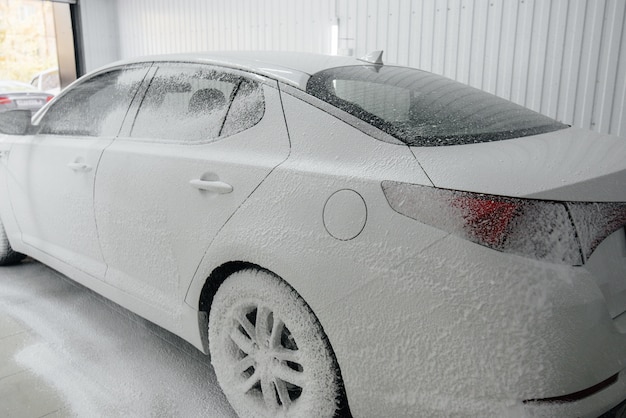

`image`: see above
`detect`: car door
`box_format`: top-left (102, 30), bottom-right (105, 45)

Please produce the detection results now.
top-left (94, 63), bottom-right (290, 316)
top-left (5, 65), bottom-right (151, 278)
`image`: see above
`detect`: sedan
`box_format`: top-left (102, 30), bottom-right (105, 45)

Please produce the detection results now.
top-left (0, 80), bottom-right (53, 114)
top-left (0, 51), bottom-right (625, 418)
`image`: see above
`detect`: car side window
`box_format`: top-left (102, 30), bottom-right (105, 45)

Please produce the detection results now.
top-left (130, 64), bottom-right (265, 142)
top-left (221, 79), bottom-right (265, 137)
top-left (38, 66), bottom-right (148, 137)
top-left (130, 65), bottom-right (238, 142)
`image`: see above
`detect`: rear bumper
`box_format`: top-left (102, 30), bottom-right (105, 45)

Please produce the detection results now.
top-left (523, 370), bottom-right (626, 417)
top-left (584, 228), bottom-right (626, 319)
top-left (321, 224), bottom-right (626, 417)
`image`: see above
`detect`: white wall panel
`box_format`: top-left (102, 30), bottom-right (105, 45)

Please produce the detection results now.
top-left (79, 0), bottom-right (626, 136)
top-left (336, 0), bottom-right (626, 136)
top-left (78, 0), bottom-right (119, 71)
top-left (112, 0), bottom-right (336, 58)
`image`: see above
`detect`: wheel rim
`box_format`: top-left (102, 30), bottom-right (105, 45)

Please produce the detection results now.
top-left (226, 303), bottom-right (306, 413)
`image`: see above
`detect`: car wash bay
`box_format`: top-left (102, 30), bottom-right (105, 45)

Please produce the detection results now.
top-left (0, 259), bottom-right (236, 417)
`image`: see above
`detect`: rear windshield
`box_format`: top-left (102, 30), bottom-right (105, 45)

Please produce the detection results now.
top-left (306, 66), bottom-right (566, 147)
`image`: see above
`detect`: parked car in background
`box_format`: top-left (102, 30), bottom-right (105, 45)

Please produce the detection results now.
top-left (0, 52), bottom-right (626, 417)
top-left (0, 80), bottom-right (53, 114)
top-left (29, 67), bottom-right (61, 95)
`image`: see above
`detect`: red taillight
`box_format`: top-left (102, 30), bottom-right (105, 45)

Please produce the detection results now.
top-left (45, 95), bottom-right (53, 102)
top-left (452, 196), bottom-right (519, 247)
top-left (0, 96), bottom-right (11, 105)
top-left (382, 181), bottom-right (626, 265)
top-left (381, 181), bottom-right (626, 265)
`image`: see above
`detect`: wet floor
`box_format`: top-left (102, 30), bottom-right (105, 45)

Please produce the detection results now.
top-left (0, 259), bottom-right (236, 417)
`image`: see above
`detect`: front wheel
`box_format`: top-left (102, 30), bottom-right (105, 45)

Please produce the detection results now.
top-left (208, 269), bottom-right (342, 418)
top-left (0, 220), bottom-right (24, 266)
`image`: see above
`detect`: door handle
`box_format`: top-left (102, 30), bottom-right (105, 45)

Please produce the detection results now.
top-left (67, 162), bottom-right (92, 172)
top-left (0, 150), bottom-right (9, 158)
top-left (189, 179), bottom-right (233, 194)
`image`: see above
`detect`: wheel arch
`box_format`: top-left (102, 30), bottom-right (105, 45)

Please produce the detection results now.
top-left (197, 260), bottom-right (262, 314)
top-left (196, 260), bottom-right (353, 417)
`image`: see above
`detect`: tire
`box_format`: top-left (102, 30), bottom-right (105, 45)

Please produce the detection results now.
top-left (208, 269), bottom-right (342, 418)
top-left (0, 220), bottom-right (24, 266)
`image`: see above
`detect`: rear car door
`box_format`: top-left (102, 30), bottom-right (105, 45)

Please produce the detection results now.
top-left (94, 63), bottom-right (290, 317)
top-left (5, 65), bottom-right (150, 277)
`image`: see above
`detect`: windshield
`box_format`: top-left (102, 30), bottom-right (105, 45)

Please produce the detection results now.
top-left (306, 66), bottom-right (567, 147)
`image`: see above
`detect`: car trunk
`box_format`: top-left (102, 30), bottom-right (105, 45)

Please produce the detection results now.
top-left (1, 92), bottom-right (50, 112)
top-left (411, 127), bottom-right (626, 318)
top-left (412, 127), bottom-right (626, 202)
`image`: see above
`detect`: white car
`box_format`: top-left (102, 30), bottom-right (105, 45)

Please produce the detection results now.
top-left (29, 67), bottom-right (61, 95)
top-left (0, 51), bottom-right (625, 418)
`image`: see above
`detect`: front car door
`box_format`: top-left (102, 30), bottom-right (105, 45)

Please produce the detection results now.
top-left (5, 65), bottom-right (150, 278)
top-left (94, 63), bottom-right (290, 319)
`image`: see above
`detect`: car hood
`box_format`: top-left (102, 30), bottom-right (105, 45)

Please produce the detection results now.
top-left (411, 127), bottom-right (626, 202)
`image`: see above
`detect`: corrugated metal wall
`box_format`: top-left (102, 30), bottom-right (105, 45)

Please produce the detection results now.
top-left (78, 0), bottom-right (120, 71)
top-left (114, 0), bottom-right (337, 57)
top-left (80, 0), bottom-right (626, 136)
top-left (336, 0), bottom-right (626, 136)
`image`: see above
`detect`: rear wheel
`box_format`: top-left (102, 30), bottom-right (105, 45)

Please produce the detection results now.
top-left (0, 221), bottom-right (24, 266)
top-left (208, 269), bottom-right (341, 417)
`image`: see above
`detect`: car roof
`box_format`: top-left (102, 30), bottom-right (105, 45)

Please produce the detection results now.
top-left (102, 51), bottom-right (366, 89)
top-left (0, 80), bottom-right (40, 92)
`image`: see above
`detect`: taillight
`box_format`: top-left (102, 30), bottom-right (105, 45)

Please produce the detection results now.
top-left (0, 96), bottom-right (11, 105)
top-left (382, 181), bottom-right (626, 265)
top-left (568, 202), bottom-right (626, 259)
top-left (45, 95), bottom-right (53, 102)
top-left (450, 196), bottom-right (519, 247)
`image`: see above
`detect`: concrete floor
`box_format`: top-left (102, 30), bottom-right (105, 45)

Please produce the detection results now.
top-left (0, 259), bottom-right (235, 417)
top-left (0, 312), bottom-right (69, 417)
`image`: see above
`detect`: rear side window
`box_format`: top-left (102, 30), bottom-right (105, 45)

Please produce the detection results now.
top-left (38, 66), bottom-right (148, 137)
top-left (221, 80), bottom-right (265, 137)
top-left (307, 66), bottom-right (566, 147)
top-left (130, 64), bottom-right (264, 142)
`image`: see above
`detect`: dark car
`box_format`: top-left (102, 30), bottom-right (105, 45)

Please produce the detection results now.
top-left (0, 80), bottom-right (53, 114)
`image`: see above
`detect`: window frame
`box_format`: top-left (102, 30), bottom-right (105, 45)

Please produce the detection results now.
top-left (121, 62), bottom-right (269, 145)
top-left (33, 63), bottom-right (152, 138)
top-left (279, 82), bottom-right (405, 146)
top-left (306, 65), bottom-right (568, 147)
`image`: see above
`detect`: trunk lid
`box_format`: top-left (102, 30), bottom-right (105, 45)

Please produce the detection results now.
top-left (412, 127), bottom-right (626, 317)
top-left (411, 127), bottom-right (626, 202)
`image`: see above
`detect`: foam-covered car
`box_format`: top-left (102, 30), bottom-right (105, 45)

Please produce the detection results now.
top-left (0, 52), bottom-right (625, 417)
